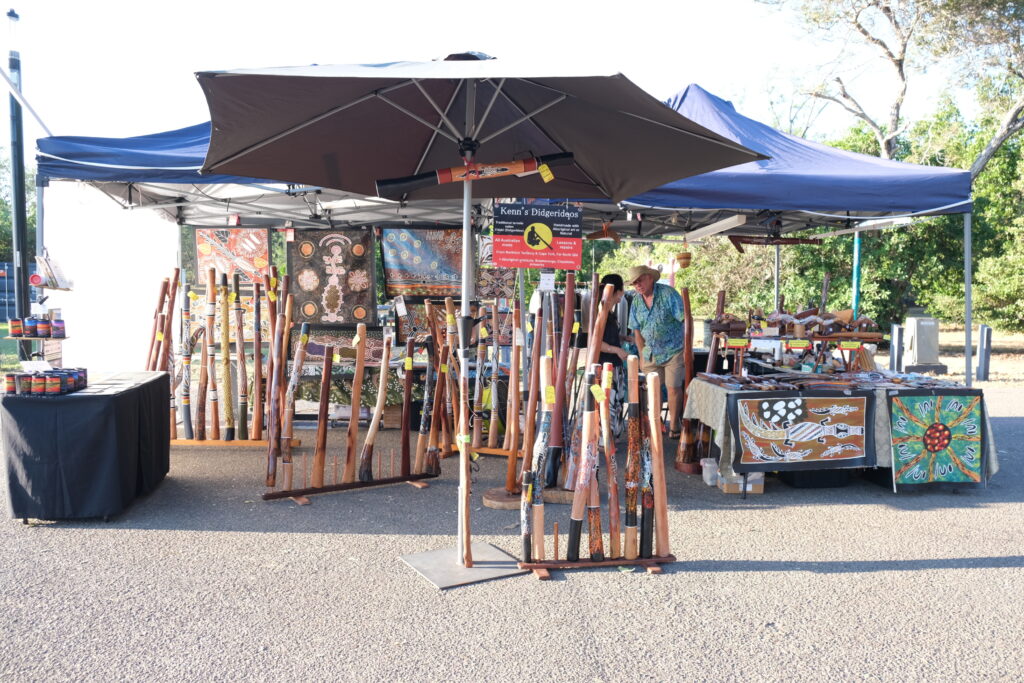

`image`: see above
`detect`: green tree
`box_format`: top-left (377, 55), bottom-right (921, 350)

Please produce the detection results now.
top-left (0, 152), bottom-right (37, 261)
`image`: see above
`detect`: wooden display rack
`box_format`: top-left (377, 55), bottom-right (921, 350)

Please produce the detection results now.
top-left (520, 555), bottom-right (676, 580)
top-left (171, 437), bottom-right (302, 448)
top-left (262, 471), bottom-right (437, 500)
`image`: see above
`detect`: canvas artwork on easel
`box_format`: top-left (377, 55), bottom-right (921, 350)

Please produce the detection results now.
top-left (890, 392), bottom-right (984, 484)
top-left (289, 229), bottom-right (376, 327)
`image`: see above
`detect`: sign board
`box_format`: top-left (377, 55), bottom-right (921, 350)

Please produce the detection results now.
top-left (839, 340), bottom-right (863, 350)
top-left (786, 339), bottom-right (812, 350)
top-left (492, 203), bottom-right (581, 269)
top-left (538, 271), bottom-right (556, 291)
top-left (725, 338), bottom-right (750, 349)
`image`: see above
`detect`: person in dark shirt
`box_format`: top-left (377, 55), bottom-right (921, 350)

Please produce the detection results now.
top-left (598, 273), bottom-right (628, 367)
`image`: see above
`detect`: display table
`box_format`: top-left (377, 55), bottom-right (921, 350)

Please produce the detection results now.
top-left (684, 377), bottom-right (999, 483)
top-left (2, 371), bottom-right (170, 520)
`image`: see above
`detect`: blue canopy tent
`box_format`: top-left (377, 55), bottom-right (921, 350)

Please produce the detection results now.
top-left (593, 85), bottom-right (974, 383)
top-left (35, 123), bottom-right (467, 227)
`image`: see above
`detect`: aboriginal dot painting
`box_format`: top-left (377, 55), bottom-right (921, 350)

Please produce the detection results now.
top-left (382, 228), bottom-right (462, 297)
top-left (890, 393), bottom-right (984, 484)
top-left (728, 390), bottom-right (875, 472)
top-left (288, 229), bottom-right (376, 327)
top-left (194, 228), bottom-right (270, 285)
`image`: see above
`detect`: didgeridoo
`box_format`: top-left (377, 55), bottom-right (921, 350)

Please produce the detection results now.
top-left (251, 281), bottom-right (263, 440)
top-left (646, 372), bottom-right (671, 558)
top-left (219, 274), bottom-right (235, 441)
top-left (311, 345), bottom-right (333, 488)
top-left (530, 356), bottom-right (554, 562)
top-left (545, 272), bottom-right (575, 487)
top-left (342, 323), bottom-right (368, 484)
top-left (205, 269), bottom-right (220, 440)
top-left (623, 355), bottom-right (642, 560)
top-left (358, 335), bottom-right (393, 482)
top-left (567, 369), bottom-right (598, 562)
top-left (521, 470), bottom-right (533, 563)
top-left (375, 152), bottom-right (574, 200)
top-left (232, 274), bottom-right (249, 441)
top-left (600, 361), bottom-right (621, 559)
top-left (281, 322), bottom-right (310, 491)
top-left (400, 338), bottom-right (414, 477)
top-left (180, 283), bottom-right (195, 440)
top-left (413, 343), bottom-right (435, 475)
top-left (146, 277), bottom-right (169, 370)
top-left (265, 312), bottom-right (285, 487)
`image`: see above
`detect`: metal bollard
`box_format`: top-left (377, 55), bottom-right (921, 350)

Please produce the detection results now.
top-left (890, 324), bottom-right (904, 372)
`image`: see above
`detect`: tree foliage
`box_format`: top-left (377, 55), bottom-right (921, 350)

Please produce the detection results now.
top-left (0, 152), bottom-right (37, 262)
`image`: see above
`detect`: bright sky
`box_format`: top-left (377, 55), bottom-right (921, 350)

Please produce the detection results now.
top-left (12, 0), bottom-right (960, 147)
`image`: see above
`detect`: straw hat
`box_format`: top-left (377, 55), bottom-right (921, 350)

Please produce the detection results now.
top-left (627, 265), bottom-right (661, 284)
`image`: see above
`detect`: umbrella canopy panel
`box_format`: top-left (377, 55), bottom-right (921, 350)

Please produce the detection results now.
top-left (197, 61), bottom-right (766, 202)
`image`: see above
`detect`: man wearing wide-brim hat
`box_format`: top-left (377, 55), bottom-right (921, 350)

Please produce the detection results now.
top-left (627, 264), bottom-right (686, 438)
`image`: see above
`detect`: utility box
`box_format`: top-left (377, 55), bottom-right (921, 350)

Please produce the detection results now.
top-left (903, 316), bottom-right (947, 374)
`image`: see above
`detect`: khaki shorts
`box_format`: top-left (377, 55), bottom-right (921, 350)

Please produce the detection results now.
top-left (641, 348), bottom-right (685, 389)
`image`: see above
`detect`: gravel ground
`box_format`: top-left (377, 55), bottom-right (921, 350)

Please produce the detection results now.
top-left (1, 384), bottom-right (1021, 681)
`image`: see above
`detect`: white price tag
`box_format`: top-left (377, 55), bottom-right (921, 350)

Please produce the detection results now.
top-left (538, 272), bottom-right (555, 292)
top-left (395, 296), bottom-right (408, 317)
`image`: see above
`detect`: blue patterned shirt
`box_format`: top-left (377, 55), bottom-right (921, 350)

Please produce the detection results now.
top-left (628, 283), bottom-right (684, 365)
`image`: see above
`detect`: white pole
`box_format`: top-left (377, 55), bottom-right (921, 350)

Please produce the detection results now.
top-left (773, 244), bottom-right (780, 311)
top-left (457, 79), bottom-right (476, 567)
top-left (964, 212), bottom-right (973, 387)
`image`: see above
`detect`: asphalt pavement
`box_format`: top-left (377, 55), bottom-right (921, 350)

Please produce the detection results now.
top-left (1, 384), bottom-right (1021, 681)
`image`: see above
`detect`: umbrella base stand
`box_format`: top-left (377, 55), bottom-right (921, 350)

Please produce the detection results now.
top-left (481, 487), bottom-right (521, 510)
top-left (401, 542), bottom-right (527, 589)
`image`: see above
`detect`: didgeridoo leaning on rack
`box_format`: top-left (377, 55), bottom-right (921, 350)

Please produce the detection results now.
top-left (400, 338), bottom-right (414, 477)
top-left (146, 277), bottom-right (169, 370)
top-left (600, 361), bottom-right (621, 559)
top-left (487, 304), bottom-right (500, 448)
top-left (519, 303), bottom-right (543, 477)
top-left (280, 322), bottom-right (310, 491)
top-left (265, 313), bottom-right (286, 486)
top-left (413, 342), bottom-right (435, 475)
top-left (159, 270), bottom-right (180, 437)
top-left (530, 356), bottom-right (554, 562)
top-left (471, 306), bottom-right (488, 451)
top-left (205, 268), bottom-right (221, 440)
top-left (358, 335), bottom-right (393, 482)
top-left (180, 283), bottom-right (195, 440)
top-left (502, 304), bottom-right (521, 494)
top-left (546, 272), bottom-right (575, 488)
top-left (342, 324), bottom-right (368, 484)
top-left (251, 281), bottom-right (263, 441)
top-left (423, 344), bottom-right (449, 477)
top-left (639, 378), bottom-right (655, 559)
top-left (263, 271), bottom-right (279, 434)
top-left (677, 287), bottom-right (697, 469)
top-left (646, 372), bottom-right (671, 558)
top-left (521, 470), bottom-right (534, 563)
top-left (567, 369), bottom-right (599, 562)
top-left (195, 326), bottom-right (208, 440)
top-left (623, 355), bottom-right (641, 560)
top-left (311, 344), bottom-right (333, 489)
top-left (220, 274), bottom-right (235, 441)
top-left (232, 274), bottom-right (249, 441)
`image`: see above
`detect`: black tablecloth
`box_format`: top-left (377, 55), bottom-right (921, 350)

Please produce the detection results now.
top-left (2, 371), bottom-right (169, 520)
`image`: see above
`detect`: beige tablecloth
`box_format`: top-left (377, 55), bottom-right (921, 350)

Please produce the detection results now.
top-left (683, 379), bottom-right (999, 480)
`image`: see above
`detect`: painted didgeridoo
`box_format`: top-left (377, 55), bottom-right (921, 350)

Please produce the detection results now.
top-left (342, 323), bottom-right (368, 484)
top-left (358, 335), bottom-right (393, 482)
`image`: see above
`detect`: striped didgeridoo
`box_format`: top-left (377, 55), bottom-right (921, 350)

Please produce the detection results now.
top-left (471, 306), bottom-right (488, 451)
top-left (341, 323), bottom-right (368, 483)
top-left (530, 356), bottom-right (554, 562)
top-left (443, 297), bottom-right (460, 437)
top-left (232, 274), bottom-right (249, 441)
top-left (521, 470), bottom-right (534, 563)
top-left (280, 322), bottom-right (310, 491)
top-left (489, 305), bottom-right (501, 448)
top-left (400, 338), bottom-right (415, 477)
top-left (263, 271), bottom-right (279, 436)
top-left (179, 284), bottom-right (195, 440)
top-left (205, 268), bottom-right (220, 440)
top-left (623, 355), bottom-right (642, 560)
top-left (639, 376), bottom-right (655, 560)
top-left (195, 327), bottom-right (208, 440)
top-left (423, 344), bottom-right (449, 477)
top-left (358, 335), bottom-right (393, 482)
top-left (251, 282), bottom-right (264, 440)
top-left (311, 345), bottom-right (333, 489)
top-left (502, 303), bottom-right (521, 494)
top-left (146, 277), bottom-right (169, 370)
top-left (545, 272), bottom-right (575, 489)
top-left (567, 369), bottom-right (599, 562)
top-left (265, 313), bottom-right (286, 486)
top-left (600, 361), bottom-right (621, 559)
top-left (413, 342), bottom-right (435, 475)
top-left (219, 274), bottom-right (235, 441)
top-left (519, 307), bottom-right (544, 477)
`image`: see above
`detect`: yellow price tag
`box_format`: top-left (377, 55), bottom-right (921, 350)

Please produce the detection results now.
top-left (440, 363), bottom-right (449, 374)
top-left (269, 277), bottom-right (278, 290)
top-left (156, 331), bottom-right (164, 342)
top-left (268, 291), bottom-right (277, 302)
top-left (351, 335), bottom-right (361, 347)
top-left (590, 384), bottom-right (606, 403)
top-left (446, 314), bottom-right (456, 326)
top-left (229, 292), bottom-right (237, 303)
top-left (187, 291), bottom-right (199, 301)
top-left (545, 385), bottom-right (556, 405)
top-left (460, 434), bottom-right (472, 444)
top-left (480, 326), bottom-right (489, 339)
top-left (526, 483), bottom-right (534, 500)
top-left (300, 334), bottom-right (309, 346)
top-left (603, 370), bottom-right (613, 387)
top-left (572, 321), bottom-right (580, 334)
top-left (538, 163), bottom-right (554, 183)
top-left (839, 340), bottom-right (862, 350)
top-left (527, 321), bottom-right (533, 333)
top-left (405, 357), bottom-right (413, 371)
top-left (546, 349), bottom-right (553, 357)
top-left (332, 353), bottom-right (341, 363)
